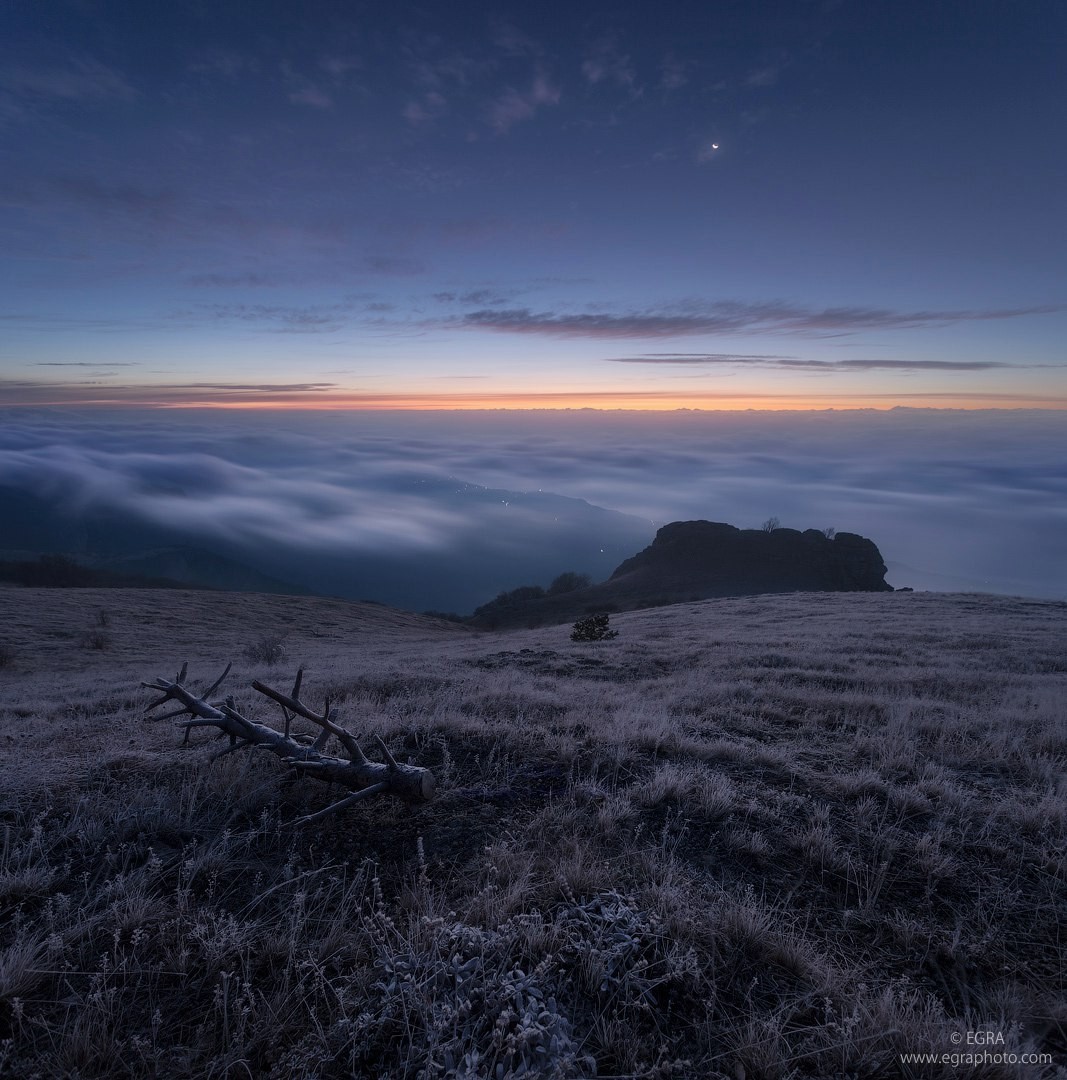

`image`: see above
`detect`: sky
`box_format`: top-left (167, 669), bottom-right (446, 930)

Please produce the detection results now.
top-left (1, 0), bottom-right (1065, 409)
top-left (1, 1), bottom-right (1064, 607)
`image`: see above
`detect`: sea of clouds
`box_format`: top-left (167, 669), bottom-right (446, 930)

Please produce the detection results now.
top-left (1, 407), bottom-right (1064, 603)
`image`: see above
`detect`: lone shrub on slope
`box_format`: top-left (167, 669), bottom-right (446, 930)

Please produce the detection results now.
top-left (571, 613), bottom-right (618, 642)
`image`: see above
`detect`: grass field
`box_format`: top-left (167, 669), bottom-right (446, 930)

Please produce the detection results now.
top-left (1, 586), bottom-right (1064, 1078)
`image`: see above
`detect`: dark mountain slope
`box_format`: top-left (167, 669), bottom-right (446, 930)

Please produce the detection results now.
top-left (471, 520), bottom-right (892, 628)
top-left (93, 547), bottom-right (312, 595)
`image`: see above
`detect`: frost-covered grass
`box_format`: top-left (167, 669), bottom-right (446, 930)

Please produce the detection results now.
top-left (0, 587), bottom-right (1064, 1078)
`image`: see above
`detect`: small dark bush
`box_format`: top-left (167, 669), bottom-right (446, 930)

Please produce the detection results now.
top-left (244, 635), bottom-right (286, 666)
top-left (83, 630), bottom-right (111, 651)
top-left (96, 608), bottom-right (111, 628)
top-left (571, 614), bottom-right (618, 642)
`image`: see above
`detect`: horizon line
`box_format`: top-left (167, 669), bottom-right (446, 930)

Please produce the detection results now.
top-left (1, 392), bottom-right (1066, 412)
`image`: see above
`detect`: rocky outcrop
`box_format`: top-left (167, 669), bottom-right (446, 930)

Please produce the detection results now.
top-left (470, 520), bottom-right (891, 628)
top-left (608, 521), bottom-right (891, 597)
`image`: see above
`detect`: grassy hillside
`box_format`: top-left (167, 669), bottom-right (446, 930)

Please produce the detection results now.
top-left (0, 588), bottom-right (1064, 1078)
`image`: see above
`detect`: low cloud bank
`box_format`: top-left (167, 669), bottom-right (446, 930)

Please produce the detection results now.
top-left (453, 301), bottom-right (1063, 339)
top-left (0, 407), bottom-right (1064, 603)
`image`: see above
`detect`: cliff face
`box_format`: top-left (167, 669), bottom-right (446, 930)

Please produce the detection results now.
top-left (470, 520), bottom-right (892, 628)
top-left (609, 521), bottom-right (892, 597)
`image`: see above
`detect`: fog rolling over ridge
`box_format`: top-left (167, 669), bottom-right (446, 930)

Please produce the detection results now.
top-left (0, 474), bottom-right (653, 613)
top-left (0, 408), bottom-right (1064, 610)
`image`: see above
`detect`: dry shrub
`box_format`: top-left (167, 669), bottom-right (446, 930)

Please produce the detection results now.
top-left (82, 630), bottom-right (112, 651)
top-left (571, 614), bottom-right (618, 641)
top-left (243, 634), bottom-right (286, 666)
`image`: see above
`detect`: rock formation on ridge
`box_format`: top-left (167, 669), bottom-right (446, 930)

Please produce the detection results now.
top-left (471, 520), bottom-right (892, 628)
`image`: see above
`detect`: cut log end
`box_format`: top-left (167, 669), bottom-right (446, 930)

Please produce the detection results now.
top-left (391, 764), bottom-right (437, 802)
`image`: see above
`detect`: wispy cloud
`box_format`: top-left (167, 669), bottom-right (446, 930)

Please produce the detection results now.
top-left (660, 54), bottom-right (690, 91)
top-left (433, 288), bottom-right (513, 306)
top-left (0, 313), bottom-right (167, 332)
top-left (605, 352), bottom-right (795, 364)
top-left (185, 272), bottom-right (289, 288)
top-left (490, 22), bottom-right (542, 58)
top-left (288, 85), bottom-right (333, 108)
top-left (189, 48), bottom-right (260, 81)
top-left (364, 254), bottom-right (425, 276)
top-left (281, 60), bottom-right (334, 108)
top-left (812, 359), bottom-right (1014, 371)
top-left (582, 36), bottom-right (637, 90)
top-left (605, 353), bottom-right (1015, 371)
top-left (319, 54), bottom-right (361, 81)
top-left (0, 56), bottom-right (136, 104)
top-left (407, 47), bottom-right (481, 91)
top-left (488, 73), bottom-right (561, 133)
top-left (176, 303), bottom-right (351, 333)
top-left (746, 65), bottom-right (780, 88)
top-left (170, 382), bottom-right (336, 392)
top-left (696, 140), bottom-right (723, 163)
top-left (452, 301), bottom-right (1064, 339)
top-left (2, 173), bottom-right (358, 251)
top-left (403, 91), bottom-right (447, 125)
top-left (0, 378), bottom-right (339, 406)
top-left (4, 174), bottom-right (181, 221)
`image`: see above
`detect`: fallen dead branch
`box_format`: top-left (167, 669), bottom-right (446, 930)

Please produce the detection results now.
top-left (142, 662), bottom-right (435, 823)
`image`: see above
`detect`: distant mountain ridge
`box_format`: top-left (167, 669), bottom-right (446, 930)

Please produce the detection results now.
top-left (93, 547), bottom-right (311, 596)
top-left (0, 480), bottom-right (655, 612)
top-left (471, 520), bottom-right (892, 628)
top-left (0, 549), bottom-right (309, 595)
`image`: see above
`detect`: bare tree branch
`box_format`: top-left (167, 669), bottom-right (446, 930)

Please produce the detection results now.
top-left (142, 663), bottom-right (435, 819)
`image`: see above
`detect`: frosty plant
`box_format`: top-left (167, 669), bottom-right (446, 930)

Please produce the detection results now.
top-left (571, 614), bottom-right (619, 642)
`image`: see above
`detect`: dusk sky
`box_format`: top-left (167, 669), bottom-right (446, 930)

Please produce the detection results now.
top-left (2, 0), bottom-right (1065, 409)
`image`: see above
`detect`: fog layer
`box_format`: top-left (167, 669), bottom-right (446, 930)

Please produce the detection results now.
top-left (1, 408), bottom-right (1063, 607)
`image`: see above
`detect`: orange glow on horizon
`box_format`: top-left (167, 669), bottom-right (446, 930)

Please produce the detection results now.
top-left (4, 388), bottom-right (1065, 411)
top-left (146, 389), bottom-right (1067, 411)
